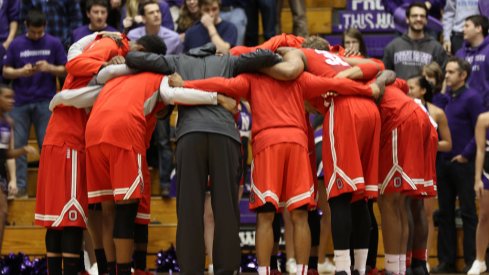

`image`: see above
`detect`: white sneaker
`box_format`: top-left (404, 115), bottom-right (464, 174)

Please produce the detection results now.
top-left (88, 263), bottom-right (99, 275)
top-left (286, 258), bottom-right (297, 274)
top-left (208, 264), bottom-right (214, 274)
top-left (467, 260), bottom-right (487, 275)
top-left (317, 258), bottom-right (335, 274)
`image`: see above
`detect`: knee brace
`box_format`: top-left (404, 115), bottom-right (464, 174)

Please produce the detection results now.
top-left (308, 210), bottom-right (321, 247)
top-left (45, 229), bottom-right (62, 254)
top-left (134, 223), bottom-right (149, 244)
top-left (113, 203), bottom-right (139, 239)
top-left (61, 227), bottom-right (83, 254)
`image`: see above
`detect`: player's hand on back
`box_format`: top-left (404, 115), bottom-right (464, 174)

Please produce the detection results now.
top-left (217, 94), bottom-right (238, 114)
top-left (169, 73), bottom-right (184, 87)
top-left (107, 55), bottom-right (126, 65)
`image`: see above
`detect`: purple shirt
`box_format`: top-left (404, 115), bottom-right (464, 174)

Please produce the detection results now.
top-left (456, 36), bottom-right (489, 109)
top-left (184, 21), bottom-right (237, 52)
top-left (3, 34), bottom-right (67, 106)
top-left (443, 86), bottom-right (485, 160)
top-left (121, 0), bottom-right (174, 32)
top-left (127, 26), bottom-right (183, 54)
top-left (0, 0), bottom-right (20, 42)
top-left (71, 24), bottom-right (118, 43)
top-left (432, 92), bottom-right (449, 110)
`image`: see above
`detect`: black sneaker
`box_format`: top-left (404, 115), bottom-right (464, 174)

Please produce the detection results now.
top-left (431, 262), bottom-right (456, 274)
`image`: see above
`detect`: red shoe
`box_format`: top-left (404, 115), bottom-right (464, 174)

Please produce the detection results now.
top-left (307, 268), bottom-right (319, 275)
top-left (270, 269), bottom-right (282, 275)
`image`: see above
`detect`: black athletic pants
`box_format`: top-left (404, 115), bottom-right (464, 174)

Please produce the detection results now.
top-left (176, 133), bottom-right (241, 275)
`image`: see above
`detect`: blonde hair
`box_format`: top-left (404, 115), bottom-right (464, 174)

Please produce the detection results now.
top-left (176, 1), bottom-right (201, 33)
top-left (301, 36), bottom-right (330, 51)
top-left (126, 0), bottom-right (139, 18)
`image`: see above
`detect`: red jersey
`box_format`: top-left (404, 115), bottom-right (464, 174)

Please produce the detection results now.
top-left (185, 72), bottom-right (373, 155)
top-left (230, 33), bottom-right (304, 56)
top-left (43, 37), bottom-right (130, 150)
top-left (85, 72), bottom-right (164, 154)
top-left (379, 79), bottom-right (420, 142)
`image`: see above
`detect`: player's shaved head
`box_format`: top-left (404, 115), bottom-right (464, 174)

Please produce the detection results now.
top-left (301, 36), bottom-right (330, 51)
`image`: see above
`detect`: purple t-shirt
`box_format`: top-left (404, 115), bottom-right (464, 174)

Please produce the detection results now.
top-left (71, 24), bottom-right (118, 43)
top-left (184, 21), bottom-right (238, 52)
top-left (3, 34), bottom-right (67, 106)
top-left (0, 0), bottom-right (20, 42)
top-left (456, 36), bottom-right (489, 109)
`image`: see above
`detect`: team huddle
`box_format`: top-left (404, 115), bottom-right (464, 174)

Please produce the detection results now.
top-left (31, 28), bottom-right (439, 275)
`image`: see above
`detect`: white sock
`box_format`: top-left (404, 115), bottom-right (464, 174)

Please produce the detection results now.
top-left (296, 264), bottom-right (308, 275)
top-left (384, 254), bottom-right (400, 274)
top-left (353, 249), bottom-right (369, 275)
top-left (258, 266), bottom-right (270, 275)
top-left (334, 249), bottom-right (351, 274)
top-left (399, 254), bottom-right (406, 275)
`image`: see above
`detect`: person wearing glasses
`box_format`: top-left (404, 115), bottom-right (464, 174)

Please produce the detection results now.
top-left (383, 2), bottom-right (447, 80)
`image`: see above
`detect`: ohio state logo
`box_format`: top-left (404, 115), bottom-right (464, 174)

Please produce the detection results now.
top-left (336, 178), bottom-right (343, 189)
top-left (249, 192), bottom-right (255, 203)
top-left (394, 177), bottom-right (402, 188)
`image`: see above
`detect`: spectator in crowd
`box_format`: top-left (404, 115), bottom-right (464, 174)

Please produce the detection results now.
top-left (456, 15), bottom-right (489, 108)
top-left (383, 3), bottom-right (447, 80)
top-left (381, 0), bottom-right (445, 37)
top-left (183, 0), bottom-right (237, 53)
top-left (0, 84), bottom-right (37, 255)
top-left (107, 0), bottom-right (123, 30)
top-left (220, 0), bottom-right (247, 45)
top-left (122, 0), bottom-right (174, 33)
top-left (176, 0), bottom-right (201, 41)
top-left (128, 0), bottom-right (182, 54)
top-left (243, 0), bottom-right (276, 46)
top-left (2, 10), bottom-right (66, 198)
top-left (342, 28), bottom-right (368, 57)
top-left (72, 0), bottom-right (117, 43)
top-left (469, 111), bottom-right (489, 275)
top-left (0, 0), bottom-right (20, 84)
top-left (20, 0), bottom-right (83, 49)
top-left (433, 57), bottom-right (482, 274)
top-left (442, 0), bottom-right (480, 55)
top-left (276, 0), bottom-right (308, 37)
top-left (166, 0), bottom-right (183, 22)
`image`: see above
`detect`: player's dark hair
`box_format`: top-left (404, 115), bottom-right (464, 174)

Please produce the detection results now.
top-left (136, 35), bottom-right (167, 55)
top-left (0, 84), bottom-right (12, 95)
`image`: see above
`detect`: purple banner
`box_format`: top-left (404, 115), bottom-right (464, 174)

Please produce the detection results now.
top-left (347, 0), bottom-right (387, 11)
top-left (333, 10), bottom-right (395, 32)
